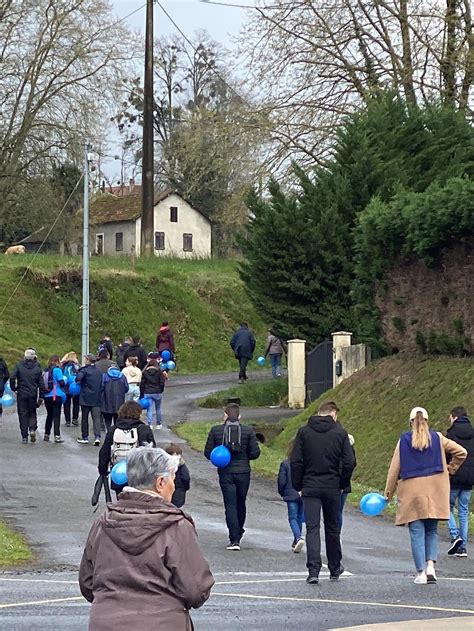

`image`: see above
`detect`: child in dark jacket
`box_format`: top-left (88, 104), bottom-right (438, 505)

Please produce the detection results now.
top-left (278, 439), bottom-right (305, 553)
top-left (166, 443), bottom-right (190, 508)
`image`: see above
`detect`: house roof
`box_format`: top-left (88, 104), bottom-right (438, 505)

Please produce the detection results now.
top-left (90, 189), bottom-right (210, 225)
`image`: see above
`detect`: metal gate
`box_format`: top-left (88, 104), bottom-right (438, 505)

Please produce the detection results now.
top-left (306, 340), bottom-right (334, 403)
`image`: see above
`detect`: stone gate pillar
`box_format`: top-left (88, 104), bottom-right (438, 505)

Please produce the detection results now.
top-left (288, 339), bottom-right (306, 409)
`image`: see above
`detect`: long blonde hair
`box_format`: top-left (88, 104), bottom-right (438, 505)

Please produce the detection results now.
top-left (61, 351), bottom-right (78, 364)
top-left (411, 412), bottom-right (431, 450)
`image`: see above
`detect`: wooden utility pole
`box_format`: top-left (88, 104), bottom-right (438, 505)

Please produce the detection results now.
top-left (141, 0), bottom-right (154, 256)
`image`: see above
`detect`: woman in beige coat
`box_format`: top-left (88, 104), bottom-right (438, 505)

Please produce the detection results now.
top-left (385, 406), bottom-right (466, 585)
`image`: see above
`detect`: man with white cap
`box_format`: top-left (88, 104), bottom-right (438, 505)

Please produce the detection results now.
top-left (10, 349), bottom-right (45, 444)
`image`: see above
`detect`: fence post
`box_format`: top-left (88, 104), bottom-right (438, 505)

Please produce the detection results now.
top-left (331, 331), bottom-right (353, 387)
top-left (288, 339), bottom-right (306, 409)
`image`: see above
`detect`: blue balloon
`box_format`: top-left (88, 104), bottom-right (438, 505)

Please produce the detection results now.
top-left (67, 375), bottom-right (76, 385)
top-left (210, 445), bottom-right (231, 468)
top-left (159, 362), bottom-right (167, 371)
top-left (161, 350), bottom-right (171, 362)
top-left (1, 392), bottom-right (15, 408)
top-left (139, 397), bottom-right (151, 409)
top-left (110, 460), bottom-right (128, 486)
top-left (4, 381), bottom-right (12, 393)
top-left (166, 360), bottom-right (176, 371)
top-left (69, 382), bottom-right (81, 396)
top-left (257, 356), bottom-right (265, 366)
top-left (360, 492), bottom-right (387, 517)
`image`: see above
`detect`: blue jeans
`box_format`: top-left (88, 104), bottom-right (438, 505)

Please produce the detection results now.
top-left (269, 354), bottom-right (282, 378)
top-left (287, 499), bottom-right (305, 541)
top-left (408, 519), bottom-right (438, 571)
top-left (145, 393), bottom-right (162, 425)
top-left (338, 491), bottom-right (349, 532)
top-left (125, 384), bottom-right (140, 402)
top-left (449, 489), bottom-right (471, 547)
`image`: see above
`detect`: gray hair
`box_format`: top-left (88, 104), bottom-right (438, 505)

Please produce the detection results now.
top-left (127, 447), bottom-right (180, 490)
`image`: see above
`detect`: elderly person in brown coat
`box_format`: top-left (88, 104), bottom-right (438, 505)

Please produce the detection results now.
top-left (385, 406), bottom-right (466, 585)
top-left (79, 447), bottom-right (214, 630)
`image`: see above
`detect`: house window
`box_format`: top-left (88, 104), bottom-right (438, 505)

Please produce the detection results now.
top-left (183, 233), bottom-right (193, 252)
top-left (96, 234), bottom-right (104, 255)
top-left (155, 231), bottom-right (165, 250)
top-left (170, 206), bottom-right (178, 222)
top-left (115, 232), bottom-right (123, 252)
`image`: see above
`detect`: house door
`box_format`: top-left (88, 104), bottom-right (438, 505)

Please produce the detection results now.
top-left (96, 234), bottom-right (104, 255)
top-left (305, 340), bottom-right (334, 403)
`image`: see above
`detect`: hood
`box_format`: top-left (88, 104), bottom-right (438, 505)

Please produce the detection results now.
top-left (21, 359), bottom-right (39, 370)
top-left (449, 417), bottom-right (474, 440)
top-left (308, 415), bottom-right (337, 433)
top-left (102, 491), bottom-right (188, 555)
top-left (145, 365), bottom-right (161, 374)
top-left (107, 367), bottom-right (123, 379)
top-left (128, 344), bottom-right (141, 352)
top-left (115, 418), bottom-right (145, 430)
top-left (159, 325), bottom-right (170, 333)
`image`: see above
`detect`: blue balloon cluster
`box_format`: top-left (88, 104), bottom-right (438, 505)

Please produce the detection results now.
top-left (210, 445), bottom-right (231, 468)
top-left (111, 460), bottom-right (128, 485)
top-left (360, 492), bottom-right (387, 517)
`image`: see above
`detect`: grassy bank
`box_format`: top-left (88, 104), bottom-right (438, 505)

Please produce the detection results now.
top-left (0, 255), bottom-right (267, 372)
top-left (0, 521), bottom-right (32, 568)
top-left (198, 378), bottom-right (288, 408)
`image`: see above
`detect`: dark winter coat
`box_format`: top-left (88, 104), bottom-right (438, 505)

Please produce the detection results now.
top-left (10, 359), bottom-right (45, 400)
top-left (76, 363), bottom-right (103, 407)
top-left (291, 415), bottom-right (355, 495)
top-left (0, 357), bottom-right (10, 396)
top-left (101, 368), bottom-right (129, 414)
top-left (230, 326), bottom-right (256, 360)
top-left (140, 364), bottom-right (166, 397)
top-left (204, 420), bottom-right (261, 474)
top-left (172, 462), bottom-right (191, 508)
top-left (446, 416), bottom-right (474, 490)
top-left (115, 343), bottom-right (130, 370)
top-left (277, 459), bottom-right (300, 501)
top-left (98, 418), bottom-right (155, 491)
top-left (79, 490), bottom-right (214, 631)
top-left (124, 343), bottom-right (148, 370)
top-left (156, 327), bottom-right (175, 353)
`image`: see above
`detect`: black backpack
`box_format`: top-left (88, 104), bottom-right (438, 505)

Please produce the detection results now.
top-left (223, 420), bottom-right (242, 454)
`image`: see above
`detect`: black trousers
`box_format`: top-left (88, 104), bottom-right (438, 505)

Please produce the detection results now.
top-left (81, 405), bottom-right (102, 439)
top-left (63, 393), bottom-right (80, 425)
top-left (44, 397), bottom-right (62, 437)
top-left (102, 412), bottom-right (118, 431)
top-left (17, 396), bottom-right (38, 438)
top-left (303, 491), bottom-right (342, 577)
top-left (238, 357), bottom-right (249, 380)
top-left (219, 472), bottom-right (251, 544)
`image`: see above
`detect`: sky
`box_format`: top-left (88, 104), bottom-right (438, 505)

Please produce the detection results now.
top-left (104, 0), bottom-right (250, 181)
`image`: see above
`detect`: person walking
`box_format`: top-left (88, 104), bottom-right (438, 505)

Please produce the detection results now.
top-left (61, 351), bottom-right (80, 427)
top-left (101, 366), bottom-right (129, 431)
top-left (204, 402), bottom-right (261, 550)
top-left (97, 334), bottom-right (113, 359)
top-left (10, 348), bottom-right (45, 444)
top-left (115, 337), bottom-right (132, 370)
top-left (155, 321), bottom-right (175, 358)
top-left (0, 354), bottom-right (10, 418)
top-left (446, 405), bottom-right (474, 558)
top-left (264, 328), bottom-right (286, 378)
top-left (230, 322), bottom-right (256, 384)
top-left (80, 447), bottom-right (214, 630)
top-left (76, 354), bottom-right (103, 446)
top-left (122, 357), bottom-right (142, 402)
top-left (98, 401), bottom-right (155, 498)
top-left (124, 335), bottom-right (148, 370)
top-left (95, 348), bottom-right (116, 374)
top-left (290, 401), bottom-right (355, 584)
top-left (385, 406), bottom-right (467, 584)
top-left (43, 355), bottom-right (66, 443)
top-left (140, 358), bottom-right (167, 429)
top-left (278, 439), bottom-right (305, 553)
top-left (166, 443), bottom-right (191, 508)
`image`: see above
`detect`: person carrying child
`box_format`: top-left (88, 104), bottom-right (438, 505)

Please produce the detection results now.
top-left (278, 439), bottom-right (305, 553)
top-left (165, 443), bottom-right (191, 508)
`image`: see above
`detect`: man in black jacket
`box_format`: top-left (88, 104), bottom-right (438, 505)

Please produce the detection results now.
top-left (124, 336), bottom-right (147, 370)
top-left (204, 403), bottom-right (261, 550)
top-left (10, 348), bottom-right (45, 444)
top-left (291, 401), bottom-right (355, 584)
top-left (76, 354), bottom-right (103, 446)
top-left (446, 405), bottom-right (474, 558)
top-left (230, 323), bottom-right (256, 384)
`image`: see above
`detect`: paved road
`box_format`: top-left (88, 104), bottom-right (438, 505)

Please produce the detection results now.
top-left (0, 372), bottom-right (472, 630)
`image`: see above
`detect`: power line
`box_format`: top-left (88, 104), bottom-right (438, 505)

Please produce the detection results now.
top-left (198, 0), bottom-right (299, 8)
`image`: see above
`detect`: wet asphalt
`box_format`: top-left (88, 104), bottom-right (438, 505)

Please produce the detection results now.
top-left (0, 370), bottom-right (472, 630)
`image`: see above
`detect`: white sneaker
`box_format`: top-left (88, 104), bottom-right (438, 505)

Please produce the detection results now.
top-left (293, 538), bottom-right (305, 553)
top-left (426, 566), bottom-right (437, 583)
top-left (414, 572), bottom-right (427, 584)
top-left (226, 543), bottom-right (241, 551)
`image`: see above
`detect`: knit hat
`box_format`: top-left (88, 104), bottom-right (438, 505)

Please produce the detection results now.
top-left (24, 348), bottom-right (37, 360)
top-left (409, 406), bottom-right (429, 421)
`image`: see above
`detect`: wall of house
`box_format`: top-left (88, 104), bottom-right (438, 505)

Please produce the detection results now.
top-left (90, 220), bottom-right (136, 256)
top-left (152, 193), bottom-right (211, 258)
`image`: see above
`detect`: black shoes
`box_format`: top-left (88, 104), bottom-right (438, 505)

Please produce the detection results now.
top-left (447, 537), bottom-right (463, 555)
top-left (330, 565), bottom-right (345, 580)
top-left (306, 575), bottom-right (319, 585)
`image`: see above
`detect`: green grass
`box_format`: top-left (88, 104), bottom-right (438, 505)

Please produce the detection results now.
top-left (198, 378), bottom-right (288, 408)
top-left (0, 521), bottom-right (32, 568)
top-left (0, 254), bottom-right (268, 372)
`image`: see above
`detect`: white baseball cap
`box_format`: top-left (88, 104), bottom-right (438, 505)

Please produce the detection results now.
top-left (409, 406), bottom-right (429, 421)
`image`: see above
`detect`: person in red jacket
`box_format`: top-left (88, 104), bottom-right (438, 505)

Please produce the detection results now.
top-left (155, 321), bottom-right (175, 358)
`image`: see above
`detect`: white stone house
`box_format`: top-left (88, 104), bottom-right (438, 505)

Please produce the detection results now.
top-left (89, 190), bottom-right (211, 257)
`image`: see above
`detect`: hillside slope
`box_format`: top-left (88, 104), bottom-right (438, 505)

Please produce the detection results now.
top-left (0, 255), bottom-right (267, 372)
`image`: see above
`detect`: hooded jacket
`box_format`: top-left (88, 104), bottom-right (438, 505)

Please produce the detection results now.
top-left (156, 326), bottom-right (175, 353)
top-left (446, 416), bottom-right (474, 490)
top-left (124, 343), bottom-right (148, 370)
top-left (204, 420), bottom-right (261, 474)
top-left (277, 459), bottom-right (300, 501)
top-left (76, 363), bottom-right (103, 407)
top-left (172, 460), bottom-right (191, 508)
top-left (10, 359), bottom-right (45, 399)
top-left (79, 490), bottom-right (214, 631)
top-left (140, 364), bottom-right (166, 397)
top-left (290, 415), bottom-right (355, 494)
top-left (101, 368), bottom-right (129, 414)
